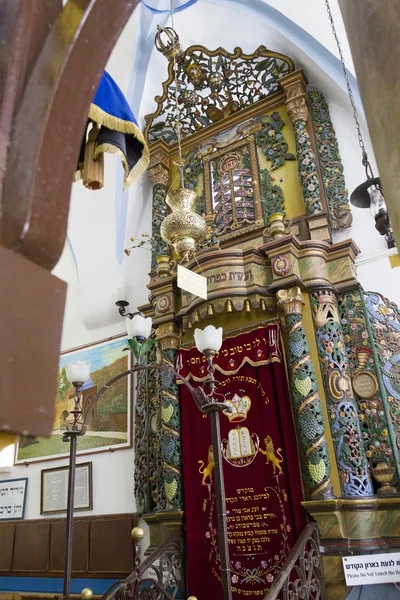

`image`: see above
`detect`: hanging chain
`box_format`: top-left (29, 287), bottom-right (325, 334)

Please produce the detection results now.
top-left (324, 0), bottom-right (373, 176)
top-left (169, 0), bottom-right (185, 185)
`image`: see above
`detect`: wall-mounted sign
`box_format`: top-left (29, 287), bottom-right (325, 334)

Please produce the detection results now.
top-left (343, 552), bottom-right (400, 586)
top-left (352, 370), bottom-right (378, 399)
top-left (41, 462), bottom-right (92, 515)
top-left (0, 478), bottom-right (28, 520)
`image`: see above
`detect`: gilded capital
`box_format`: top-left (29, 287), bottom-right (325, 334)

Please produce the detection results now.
top-left (149, 164), bottom-right (169, 187)
top-left (149, 147), bottom-right (170, 186)
top-left (156, 323), bottom-right (181, 351)
top-left (276, 286), bottom-right (305, 315)
top-left (280, 70), bottom-right (309, 123)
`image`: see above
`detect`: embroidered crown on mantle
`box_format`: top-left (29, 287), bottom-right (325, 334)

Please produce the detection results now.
top-left (223, 394), bottom-right (251, 423)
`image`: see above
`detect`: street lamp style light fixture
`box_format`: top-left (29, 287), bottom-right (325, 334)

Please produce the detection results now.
top-left (61, 314), bottom-right (233, 600)
top-left (325, 0), bottom-right (395, 249)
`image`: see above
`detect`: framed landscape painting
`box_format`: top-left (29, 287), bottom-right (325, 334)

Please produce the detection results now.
top-left (16, 336), bottom-right (132, 463)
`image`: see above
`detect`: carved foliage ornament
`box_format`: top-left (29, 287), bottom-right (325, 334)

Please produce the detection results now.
top-left (146, 36), bottom-right (294, 144)
top-left (309, 91), bottom-right (352, 230)
top-left (364, 291), bottom-right (400, 463)
top-left (311, 290), bottom-right (373, 497)
top-left (283, 80), bottom-right (309, 123)
top-left (337, 291), bottom-right (396, 475)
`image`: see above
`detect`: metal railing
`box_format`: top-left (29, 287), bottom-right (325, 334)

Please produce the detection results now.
top-left (264, 522), bottom-right (327, 600)
top-left (100, 530), bottom-right (184, 600)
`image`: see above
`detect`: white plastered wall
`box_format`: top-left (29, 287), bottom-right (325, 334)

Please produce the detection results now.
top-left (2, 0), bottom-right (399, 522)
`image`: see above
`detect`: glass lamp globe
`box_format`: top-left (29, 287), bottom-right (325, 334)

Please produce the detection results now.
top-left (369, 186), bottom-right (387, 218)
top-left (194, 325), bottom-right (223, 355)
top-left (65, 361), bottom-right (91, 386)
top-left (126, 315), bottom-right (152, 341)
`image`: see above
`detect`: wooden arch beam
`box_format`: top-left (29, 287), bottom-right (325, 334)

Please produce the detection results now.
top-left (0, 0), bottom-right (139, 437)
top-left (1, 0), bottom-right (139, 271)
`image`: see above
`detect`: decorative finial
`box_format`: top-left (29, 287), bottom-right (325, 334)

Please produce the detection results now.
top-left (131, 526), bottom-right (145, 541)
top-left (155, 26), bottom-right (183, 60)
top-left (81, 588), bottom-right (93, 600)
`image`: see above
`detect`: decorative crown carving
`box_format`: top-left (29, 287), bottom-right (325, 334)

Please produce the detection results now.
top-left (222, 394), bottom-right (251, 423)
top-left (155, 26), bottom-right (183, 60)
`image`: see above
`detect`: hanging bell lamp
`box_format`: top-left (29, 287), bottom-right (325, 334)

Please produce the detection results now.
top-left (350, 156), bottom-right (395, 248)
top-left (325, 0), bottom-right (395, 249)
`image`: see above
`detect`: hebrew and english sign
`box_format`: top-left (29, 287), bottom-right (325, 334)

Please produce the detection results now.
top-left (0, 478), bottom-right (28, 520)
top-left (343, 552), bottom-right (400, 586)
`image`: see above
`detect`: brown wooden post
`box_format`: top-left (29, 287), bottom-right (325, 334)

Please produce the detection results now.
top-left (0, 0), bottom-right (140, 436)
top-left (338, 0), bottom-right (400, 247)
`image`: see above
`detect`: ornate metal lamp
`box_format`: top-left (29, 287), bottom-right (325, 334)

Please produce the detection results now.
top-left (325, 0), bottom-right (395, 249)
top-left (160, 176), bottom-right (207, 258)
top-left (60, 316), bottom-right (232, 600)
top-left (157, 3), bottom-right (207, 259)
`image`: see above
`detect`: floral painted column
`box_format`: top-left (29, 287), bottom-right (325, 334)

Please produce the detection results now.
top-left (148, 147), bottom-right (170, 276)
top-left (310, 289), bottom-right (374, 497)
top-left (280, 71), bottom-right (323, 216)
top-left (277, 287), bottom-right (334, 499)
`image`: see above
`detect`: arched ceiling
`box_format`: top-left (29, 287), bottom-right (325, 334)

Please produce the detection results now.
top-left (57, 0), bottom-right (381, 347)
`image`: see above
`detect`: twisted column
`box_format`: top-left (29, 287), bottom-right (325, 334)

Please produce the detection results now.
top-left (148, 148), bottom-right (170, 276)
top-left (277, 287), bottom-right (334, 499)
top-left (310, 290), bottom-right (373, 497)
top-left (155, 323), bottom-right (183, 511)
top-left (280, 72), bottom-right (323, 216)
top-left (134, 351), bottom-right (166, 514)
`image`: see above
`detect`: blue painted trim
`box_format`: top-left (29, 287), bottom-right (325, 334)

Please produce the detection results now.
top-left (0, 577), bottom-right (119, 594)
top-left (142, 0), bottom-right (198, 13)
top-left (66, 235), bottom-right (80, 283)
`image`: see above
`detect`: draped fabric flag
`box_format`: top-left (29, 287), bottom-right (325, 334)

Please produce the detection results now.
top-left (75, 71), bottom-right (150, 190)
top-left (178, 324), bottom-right (305, 599)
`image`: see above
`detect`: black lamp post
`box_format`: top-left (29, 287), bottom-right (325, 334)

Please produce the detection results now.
top-left (61, 315), bottom-right (233, 600)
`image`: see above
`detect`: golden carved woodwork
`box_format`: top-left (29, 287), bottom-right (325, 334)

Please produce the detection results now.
top-left (149, 164), bottom-right (170, 186)
top-left (312, 289), bottom-right (340, 328)
top-left (280, 71), bottom-right (309, 123)
top-left (156, 323), bottom-right (181, 351)
top-left (276, 286), bottom-right (305, 316)
top-left (263, 214), bottom-right (291, 241)
top-left (149, 145), bottom-right (170, 186)
top-left (262, 235), bottom-right (359, 293)
top-left (156, 255), bottom-right (172, 278)
top-left (203, 135), bottom-right (263, 244)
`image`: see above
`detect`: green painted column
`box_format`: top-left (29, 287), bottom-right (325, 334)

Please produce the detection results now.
top-left (155, 323), bottom-right (183, 511)
top-left (277, 287), bottom-right (334, 500)
top-left (280, 71), bottom-right (323, 216)
top-left (148, 151), bottom-right (170, 274)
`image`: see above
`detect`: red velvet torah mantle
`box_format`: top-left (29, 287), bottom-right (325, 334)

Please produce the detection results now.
top-left (178, 323), bottom-right (305, 600)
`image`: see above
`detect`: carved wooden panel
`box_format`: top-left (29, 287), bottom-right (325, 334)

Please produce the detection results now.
top-left (13, 522), bottom-right (50, 572)
top-left (89, 516), bottom-right (134, 573)
top-left (0, 523), bottom-right (15, 571)
top-left (0, 513), bottom-right (137, 577)
top-left (49, 520), bottom-right (89, 573)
